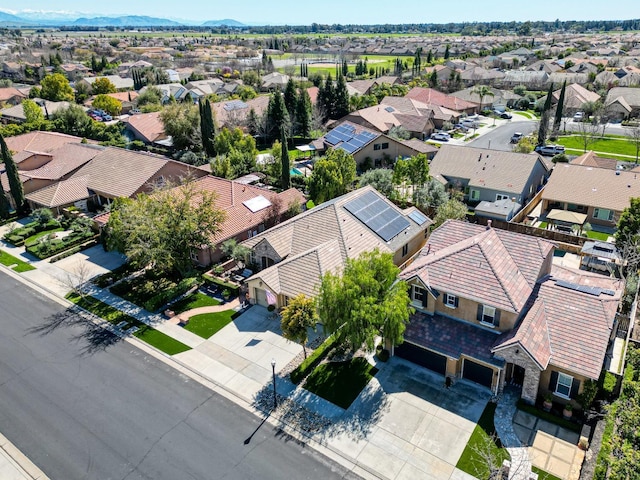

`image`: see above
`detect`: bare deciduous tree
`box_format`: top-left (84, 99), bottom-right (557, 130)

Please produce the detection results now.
top-left (59, 261), bottom-right (95, 299)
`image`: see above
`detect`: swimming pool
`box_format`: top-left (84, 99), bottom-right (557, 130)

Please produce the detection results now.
top-left (290, 168), bottom-right (303, 176)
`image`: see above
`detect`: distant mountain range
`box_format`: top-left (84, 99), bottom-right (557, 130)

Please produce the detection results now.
top-left (0, 10), bottom-right (245, 27)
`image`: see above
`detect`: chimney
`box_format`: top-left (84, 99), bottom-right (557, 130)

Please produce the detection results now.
top-left (486, 219), bottom-right (492, 230)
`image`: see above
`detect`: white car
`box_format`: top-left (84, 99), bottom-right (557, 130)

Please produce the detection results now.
top-left (573, 111), bottom-right (584, 122)
top-left (430, 132), bottom-right (451, 142)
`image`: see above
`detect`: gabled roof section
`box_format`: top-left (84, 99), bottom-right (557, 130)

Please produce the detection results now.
top-left (6, 131), bottom-right (90, 154)
top-left (400, 227), bottom-right (532, 313)
top-left (25, 175), bottom-right (91, 208)
top-left (18, 143), bottom-right (103, 180)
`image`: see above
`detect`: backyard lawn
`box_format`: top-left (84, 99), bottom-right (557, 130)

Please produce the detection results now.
top-left (66, 293), bottom-right (191, 355)
top-left (303, 357), bottom-right (378, 409)
top-left (0, 250), bottom-right (36, 272)
top-left (586, 230), bottom-right (611, 242)
top-left (183, 309), bottom-right (235, 339)
top-left (170, 292), bottom-right (220, 314)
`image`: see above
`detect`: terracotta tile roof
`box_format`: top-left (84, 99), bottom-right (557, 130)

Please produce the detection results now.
top-left (401, 227), bottom-right (533, 313)
top-left (429, 144), bottom-right (548, 195)
top-left (18, 143), bottom-right (102, 180)
top-left (495, 265), bottom-right (622, 380)
top-left (124, 111), bottom-right (167, 143)
top-left (25, 175), bottom-right (91, 208)
top-left (399, 138), bottom-right (438, 155)
top-left (69, 148), bottom-right (169, 198)
top-left (0, 87), bottom-right (27, 102)
top-left (6, 131), bottom-right (90, 154)
top-left (406, 87), bottom-right (477, 113)
top-left (107, 91), bottom-right (139, 102)
top-left (188, 176), bottom-right (306, 243)
top-left (570, 151), bottom-right (617, 170)
top-left (542, 163), bottom-right (640, 212)
top-left (404, 312), bottom-right (504, 367)
top-left (211, 95), bottom-right (270, 129)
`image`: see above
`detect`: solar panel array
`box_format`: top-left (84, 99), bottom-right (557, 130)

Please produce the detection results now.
top-left (409, 210), bottom-right (429, 226)
top-left (555, 279), bottom-right (604, 297)
top-left (324, 124), bottom-right (378, 154)
top-left (224, 99), bottom-right (248, 111)
top-left (344, 190), bottom-right (410, 242)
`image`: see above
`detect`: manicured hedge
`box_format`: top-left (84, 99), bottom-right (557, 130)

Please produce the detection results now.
top-left (290, 335), bottom-right (338, 384)
top-left (4, 220), bottom-right (60, 246)
top-left (203, 273), bottom-right (240, 297)
top-left (143, 276), bottom-right (201, 312)
top-left (26, 232), bottom-right (96, 259)
top-left (50, 246), bottom-right (82, 263)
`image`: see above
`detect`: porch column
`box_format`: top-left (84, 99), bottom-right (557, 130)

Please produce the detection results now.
top-left (521, 368), bottom-right (541, 405)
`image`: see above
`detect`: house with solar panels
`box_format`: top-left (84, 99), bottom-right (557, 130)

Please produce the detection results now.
top-left (397, 220), bottom-right (625, 408)
top-left (241, 185), bottom-right (432, 309)
top-left (310, 121), bottom-right (432, 168)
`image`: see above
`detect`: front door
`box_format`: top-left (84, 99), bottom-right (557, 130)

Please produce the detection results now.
top-left (506, 363), bottom-right (525, 387)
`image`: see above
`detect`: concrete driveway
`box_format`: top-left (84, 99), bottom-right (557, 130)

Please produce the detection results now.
top-left (322, 357), bottom-right (490, 480)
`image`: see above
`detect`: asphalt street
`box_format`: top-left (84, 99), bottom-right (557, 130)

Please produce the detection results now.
top-left (0, 270), bottom-right (357, 480)
top-left (468, 118), bottom-right (536, 151)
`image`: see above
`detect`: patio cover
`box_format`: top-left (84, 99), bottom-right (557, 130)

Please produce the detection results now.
top-left (546, 209), bottom-right (587, 225)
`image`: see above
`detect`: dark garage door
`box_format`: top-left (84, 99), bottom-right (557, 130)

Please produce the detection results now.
top-left (462, 359), bottom-right (494, 388)
top-left (395, 343), bottom-right (447, 375)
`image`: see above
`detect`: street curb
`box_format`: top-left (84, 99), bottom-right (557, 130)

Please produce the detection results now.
top-left (0, 432), bottom-right (50, 480)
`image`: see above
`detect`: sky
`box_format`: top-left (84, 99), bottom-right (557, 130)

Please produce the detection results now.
top-left (1, 1), bottom-right (638, 25)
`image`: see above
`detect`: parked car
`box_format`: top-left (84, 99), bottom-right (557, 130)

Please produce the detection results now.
top-left (129, 108), bottom-right (141, 115)
top-left (510, 132), bottom-right (524, 144)
top-left (88, 113), bottom-right (102, 121)
top-left (573, 111), bottom-right (584, 122)
top-left (430, 131), bottom-right (451, 142)
top-left (499, 111), bottom-right (513, 119)
top-left (454, 123), bottom-right (469, 132)
top-left (535, 145), bottom-right (565, 156)
top-left (101, 113), bottom-right (113, 122)
top-left (461, 119), bottom-right (479, 129)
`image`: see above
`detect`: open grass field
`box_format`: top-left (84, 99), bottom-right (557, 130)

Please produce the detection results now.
top-left (556, 134), bottom-right (640, 160)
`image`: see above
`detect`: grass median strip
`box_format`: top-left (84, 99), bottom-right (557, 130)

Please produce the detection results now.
top-left (66, 293), bottom-right (191, 355)
top-left (0, 250), bottom-right (36, 272)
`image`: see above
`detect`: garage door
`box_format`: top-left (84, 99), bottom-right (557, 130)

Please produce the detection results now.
top-left (254, 288), bottom-right (268, 307)
top-left (395, 342), bottom-right (447, 375)
top-left (462, 359), bottom-right (494, 388)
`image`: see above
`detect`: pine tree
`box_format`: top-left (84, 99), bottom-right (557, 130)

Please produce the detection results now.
top-left (267, 88), bottom-right (289, 139)
top-left (283, 78), bottom-right (298, 123)
top-left (444, 44), bottom-right (450, 60)
top-left (334, 74), bottom-right (350, 119)
top-left (296, 88), bottom-right (312, 138)
top-left (318, 74), bottom-right (335, 122)
top-left (553, 81), bottom-right (566, 133)
top-left (427, 49), bottom-right (433, 64)
top-left (280, 126), bottom-right (290, 190)
top-left (0, 134), bottom-right (27, 215)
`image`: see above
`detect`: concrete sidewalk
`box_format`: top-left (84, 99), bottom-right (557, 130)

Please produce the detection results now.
top-left (0, 428), bottom-right (49, 479)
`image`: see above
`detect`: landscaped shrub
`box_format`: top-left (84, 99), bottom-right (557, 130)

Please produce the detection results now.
top-left (143, 276), bottom-right (201, 312)
top-left (202, 273), bottom-right (240, 296)
top-left (26, 233), bottom-right (97, 259)
top-left (290, 335), bottom-right (339, 384)
top-left (50, 246), bottom-right (82, 263)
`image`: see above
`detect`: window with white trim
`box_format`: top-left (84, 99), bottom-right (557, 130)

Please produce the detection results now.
top-left (444, 293), bottom-right (457, 308)
top-left (555, 372), bottom-right (573, 398)
top-left (496, 194), bottom-right (509, 201)
top-left (470, 189), bottom-right (480, 201)
top-left (481, 305), bottom-right (496, 325)
top-left (412, 285), bottom-right (426, 305)
top-left (593, 208), bottom-right (614, 221)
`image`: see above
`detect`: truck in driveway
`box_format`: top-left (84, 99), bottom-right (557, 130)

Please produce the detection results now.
top-left (534, 145), bottom-right (565, 156)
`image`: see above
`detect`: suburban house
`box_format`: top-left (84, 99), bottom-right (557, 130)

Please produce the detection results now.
top-left (337, 102), bottom-right (435, 140)
top-left (261, 72), bottom-right (289, 91)
top-left (0, 87), bottom-right (28, 105)
top-left (187, 176), bottom-right (306, 265)
top-left (605, 87), bottom-right (640, 120)
top-left (449, 86), bottom-right (520, 110)
top-left (0, 99), bottom-right (79, 124)
top-left (76, 75), bottom-right (134, 92)
top-left (406, 87), bottom-right (477, 115)
top-left (124, 111), bottom-right (171, 147)
top-left (378, 95), bottom-right (461, 130)
top-left (242, 186), bottom-right (432, 309)
top-left (541, 163), bottom-right (640, 229)
top-left (211, 95), bottom-right (270, 130)
top-left (310, 121), bottom-right (435, 168)
top-left (397, 220), bottom-right (623, 405)
top-left (428, 145), bottom-right (549, 208)
top-left (570, 151), bottom-right (617, 170)
top-left (543, 83), bottom-right (600, 114)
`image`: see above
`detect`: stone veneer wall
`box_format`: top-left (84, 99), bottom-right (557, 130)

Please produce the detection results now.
top-left (495, 346), bottom-right (542, 404)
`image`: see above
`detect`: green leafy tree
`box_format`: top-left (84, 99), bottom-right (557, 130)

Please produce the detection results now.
top-left (136, 86), bottom-right (162, 107)
top-left (280, 126), bottom-right (290, 189)
top-left (413, 179), bottom-right (449, 213)
top-left (316, 249), bottom-right (412, 352)
top-left (22, 99), bottom-right (44, 126)
top-left (209, 155), bottom-right (233, 179)
top-left (358, 168), bottom-right (394, 198)
top-left (51, 104), bottom-right (93, 137)
top-left (91, 77), bottom-right (116, 95)
top-left (280, 294), bottom-right (318, 358)
top-left (92, 95), bottom-right (122, 116)
top-left (432, 198), bottom-right (468, 228)
top-left (213, 127), bottom-right (257, 178)
top-left (616, 197), bottom-right (640, 251)
top-left (406, 153), bottom-right (430, 192)
top-left (159, 103), bottom-right (200, 151)
top-left (308, 148), bottom-right (356, 203)
top-left (106, 179), bottom-right (226, 277)
top-left (40, 73), bottom-right (74, 102)
top-left (0, 134), bottom-right (27, 215)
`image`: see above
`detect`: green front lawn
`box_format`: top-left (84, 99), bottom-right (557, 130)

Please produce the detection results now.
top-left (24, 227), bottom-right (64, 246)
top-left (303, 357), bottom-right (378, 409)
top-left (183, 309), bottom-right (235, 339)
top-left (556, 135), bottom-right (638, 158)
top-left (456, 402), bottom-right (509, 478)
top-left (586, 230), bottom-right (611, 241)
top-left (0, 250), bottom-right (35, 272)
top-left (67, 293), bottom-right (191, 355)
top-left (170, 292), bottom-right (220, 314)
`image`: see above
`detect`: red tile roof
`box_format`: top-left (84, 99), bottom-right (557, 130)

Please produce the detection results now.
top-left (124, 111), bottom-right (166, 143)
top-left (406, 87), bottom-right (477, 113)
top-left (6, 131), bottom-right (91, 154)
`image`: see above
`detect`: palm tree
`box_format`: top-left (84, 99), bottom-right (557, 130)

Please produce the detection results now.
top-left (471, 85), bottom-right (495, 111)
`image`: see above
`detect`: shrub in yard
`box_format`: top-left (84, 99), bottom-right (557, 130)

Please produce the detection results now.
top-left (142, 276), bottom-right (201, 312)
top-left (290, 335), bottom-right (338, 384)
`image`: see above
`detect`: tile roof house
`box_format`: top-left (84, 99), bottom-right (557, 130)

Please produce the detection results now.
top-left (379, 95), bottom-right (461, 129)
top-left (0, 87), bottom-right (28, 105)
top-left (398, 220), bottom-right (623, 405)
top-left (338, 102), bottom-right (435, 140)
top-left (428, 144), bottom-right (549, 208)
top-left (211, 95), bottom-right (270, 130)
top-left (605, 87), bottom-right (640, 118)
top-left (242, 186), bottom-right (432, 308)
top-left (0, 99), bottom-right (79, 124)
top-left (541, 163), bottom-right (640, 229)
top-left (406, 87), bottom-right (478, 115)
top-left (569, 151), bottom-right (617, 170)
top-left (124, 111), bottom-right (170, 146)
top-left (76, 75), bottom-right (134, 92)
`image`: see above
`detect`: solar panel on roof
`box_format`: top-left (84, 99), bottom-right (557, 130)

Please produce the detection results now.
top-left (325, 133), bottom-right (341, 145)
top-left (349, 138), bottom-right (365, 148)
top-left (385, 106), bottom-right (395, 112)
top-left (409, 210), bottom-right (428, 225)
top-left (344, 190), bottom-right (410, 242)
top-left (223, 99), bottom-right (247, 111)
top-left (555, 279), bottom-right (602, 296)
top-left (360, 131), bottom-right (377, 140)
top-left (339, 143), bottom-right (359, 154)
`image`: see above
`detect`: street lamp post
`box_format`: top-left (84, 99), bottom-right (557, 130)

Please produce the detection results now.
top-left (271, 358), bottom-right (277, 410)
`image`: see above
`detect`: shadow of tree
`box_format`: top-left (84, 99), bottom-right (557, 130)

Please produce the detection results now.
top-left (26, 306), bottom-right (122, 356)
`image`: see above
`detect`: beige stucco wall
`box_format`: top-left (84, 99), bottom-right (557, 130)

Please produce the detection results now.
top-left (541, 199), bottom-right (619, 228)
top-left (427, 292), bottom-right (518, 333)
top-left (539, 364), bottom-right (589, 407)
top-left (353, 138), bottom-right (424, 167)
top-left (391, 230), bottom-right (428, 266)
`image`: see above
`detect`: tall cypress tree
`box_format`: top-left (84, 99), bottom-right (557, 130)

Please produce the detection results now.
top-left (0, 178), bottom-right (10, 220)
top-left (267, 88), bottom-right (289, 139)
top-left (334, 74), bottom-right (350, 119)
top-left (296, 88), bottom-right (312, 138)
top-left (553, 81), bottom-right (566, 133)
top-left (1, 134), bottom-right (26, 215)
top-left (537, 83), bottom-right (554, 146)
top-left (280, 126), bottom-right (290, 190)
top-left (318, 74), bottom-right (335, 123)
top-left (199, 98), bottom-right (216, 158)
top-left (283, 78), bottom-right (298, 127)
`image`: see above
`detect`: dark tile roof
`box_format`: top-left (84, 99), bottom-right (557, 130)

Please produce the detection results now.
top-left (405, 312), bottom-right (504, 367)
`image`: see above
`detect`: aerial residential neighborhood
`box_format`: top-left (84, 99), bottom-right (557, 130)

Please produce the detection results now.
top-left (1, 5), bottom-right (640, 480)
